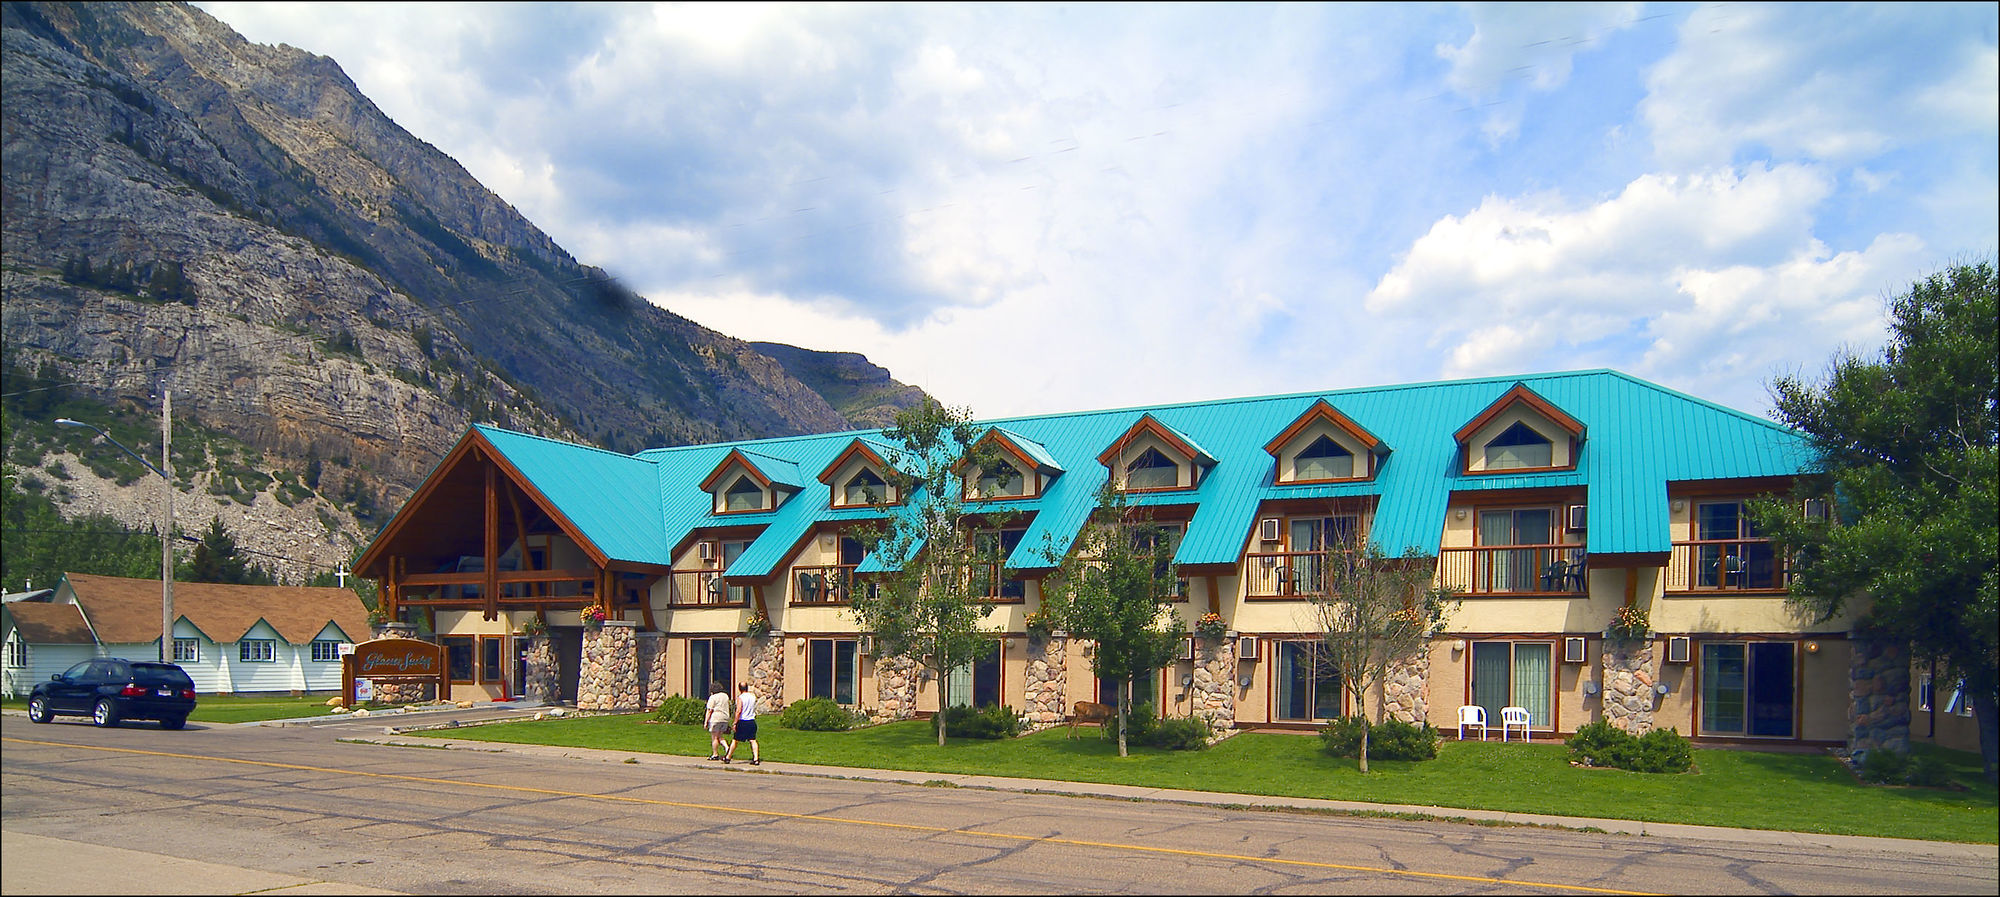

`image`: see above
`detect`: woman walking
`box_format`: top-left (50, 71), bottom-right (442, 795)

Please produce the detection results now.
top-left (724, 681), bottom-right (760, 765)
top-left (703, 681), bottom-right (732, 761)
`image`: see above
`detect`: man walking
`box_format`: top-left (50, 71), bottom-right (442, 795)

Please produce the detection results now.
top-left (724, 681), bottom-right (761, 765)
top-left (703, 681), bottom-right (732, 761)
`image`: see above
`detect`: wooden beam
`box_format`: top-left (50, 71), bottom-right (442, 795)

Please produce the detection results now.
top-left (485, 462), bottom-right (500, 621)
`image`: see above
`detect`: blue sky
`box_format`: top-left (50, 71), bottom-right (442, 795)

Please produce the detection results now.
top-left (196, 2), bottom-right (1998, 420)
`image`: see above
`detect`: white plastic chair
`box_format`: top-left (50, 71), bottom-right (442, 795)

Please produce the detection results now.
top-left (1456, 705), bottom-right (1487, 741)
top-left (1500, 706), bottom-right (1531, 742)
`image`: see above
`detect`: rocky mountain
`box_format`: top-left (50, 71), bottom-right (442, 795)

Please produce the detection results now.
top-left (0, 1), bottom-right (926, 583)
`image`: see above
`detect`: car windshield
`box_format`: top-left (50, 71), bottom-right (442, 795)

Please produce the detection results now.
top-left (132, 665), bottom-right (193, 688)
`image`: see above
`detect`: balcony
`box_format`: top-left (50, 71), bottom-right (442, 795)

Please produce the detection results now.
top-left (1437, 545), bottom-right (1586, 595)
top-left (1667, 539), bottom-right (1783, 592)
top-left (667, 569), bottom-right (750, 607)
top-left (1246, 551), bottom-right (1333, 598)
top-left (792, 564), bottom-right (874, 605)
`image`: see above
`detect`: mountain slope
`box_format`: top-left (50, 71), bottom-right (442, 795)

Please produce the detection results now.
top-left (0, 1), bottom-right (925, 582)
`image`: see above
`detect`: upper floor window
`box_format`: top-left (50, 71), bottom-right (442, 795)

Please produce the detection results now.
top-left (1689, 500), bottom-right (1778, 590)
top-left (975, 461), bottom-right (1028, 499)
top-left (842, 468), bottom-right (888, 506)
top-left (1483, 422), bottom-right (1552, 470)
top-left (971, 528), bottom-right (1027, 599)
top-left (1295, 436), bottom-right (1354, 480)
top-left (1123, 448), bottom-right (1179, 491)
top-left (723, 475), bottom-right (765, 512)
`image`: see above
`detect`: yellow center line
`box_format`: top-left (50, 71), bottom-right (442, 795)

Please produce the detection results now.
top-left (5, 736), bottom-right (1657, 895)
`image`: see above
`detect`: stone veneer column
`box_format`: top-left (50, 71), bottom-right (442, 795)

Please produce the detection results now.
top-left (576, 621), bottom-right (640, 712)
top-left (367, 622), bottom-right (433, 704)
top-left (637, 633), bottom-right (670, 710)
top-left (1848, 638), bottom-right (1911, 755)
top-left (1381, 644), bottom-right (1431, 725)
top-left (1600, 638), bottom-right (1658, 735)
top-left (1021, 635), bottom-right (1070, 730)
top-left (745, 634), bottom-right (785, 711)
top-left (1189, 636), bottom-right (1237, 735)
top-left (871, 653), bottom-right (920, 723)
top-left (522, 635), bottom-right (559, 705)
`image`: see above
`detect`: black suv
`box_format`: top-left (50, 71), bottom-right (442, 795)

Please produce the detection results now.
top-left (26, 658), bottom-right (198, 729)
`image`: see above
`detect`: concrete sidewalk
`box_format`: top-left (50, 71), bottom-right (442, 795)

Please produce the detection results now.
top-left (366, 729), bottom-right (1998, 863)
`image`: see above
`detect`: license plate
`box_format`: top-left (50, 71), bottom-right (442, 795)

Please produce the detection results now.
top-left (157, 688), bottom-right (173, 697)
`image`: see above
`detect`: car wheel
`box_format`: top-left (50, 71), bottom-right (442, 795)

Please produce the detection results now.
top-left (160, 716), bottom-right (187, 730)
top-left (92, 698), bottom-right (121, 728)
top-left (27, 696), bottom-right (52, 723)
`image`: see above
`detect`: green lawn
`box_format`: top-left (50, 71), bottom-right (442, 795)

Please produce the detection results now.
top-left (418, 715), bottom-right (1998, 844)
top-left (5, 693), bottom-right (396, 724)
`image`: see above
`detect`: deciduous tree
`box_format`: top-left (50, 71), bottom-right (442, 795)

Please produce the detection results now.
top-left (1310, 522), bottom-right (1457, 772)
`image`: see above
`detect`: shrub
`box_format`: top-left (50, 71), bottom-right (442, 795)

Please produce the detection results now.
top-left (1566, 719), bottom-right (1637, 769)
top-left (1145, 715), bottom-right (1214, 751)
top-left (650, 694), bottom-right (705, 726)
top-left (1319, 716), bottom-right (1440, 761)
top-left (1904, 751), bottom-right (1954, 788)
top-left (1858, 748), bottom-right (1912, 785)
top-left (1102, 701), bottom-right (1158, 745)
top-left (778, 697), bottom-right (862, 731)
top-left (1629, 727), bottom-right (1693, 774)
top-left (944, 703), bottom-right (1023, 739)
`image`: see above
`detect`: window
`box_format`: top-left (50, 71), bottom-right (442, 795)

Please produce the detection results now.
top-left (1945, 679), bottom-right (1973, 717)
top-left (1098, 669), bottom-right (1157, 708)
top-left (1692, 501), bottom-right (1778, 589)
top-left (480, 636), bottom-right (506, 684)
top-left (1700, 642), bottom-right (1795, 737)
top-left (690, 638), bottom-right (733, 696)
top-left (1123, 448), bottom-right (1180, 490)
top-left (309, 640), bottom-right (341, 662)
top-left (1477, 507), bottom-right (1555, 593)
top-left (1276, 641), bottom-right (1342, 721)
top-left (173, 638), bottom-right (200, 663)
top-left (1471, 642), bottom-right (1552, 729)
top-left (842, 467), bottom-right (887, 506)
top-left (723, 476), bottom-right (764, 512)
top-left (1295, 435), bottom-right (1354, 480)
top-left (1285, 515), bottom-right (1356, 596)
top-left (976, 460), bottom-right (1027, 498)
top-left (239, 639), bottom-right (276, 663)
top-left (720, 540), bottom-right (753, 604)
top-left (5, 638), bottom-right (24, 668)
top-left (1483, 421), bottom-right (1552, 470)
top-left (809, 639), bottom-right (860, 705)
top-left (971, 529), bottom-right (1027, 600)
top-left (443, 635), bottom-right (475, 683)
top-left (946, 641), bottom-right (1002, 708)
top-left (1917, 672), bottom-right (1933, 712)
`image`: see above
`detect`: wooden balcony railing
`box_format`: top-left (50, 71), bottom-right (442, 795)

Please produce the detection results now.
top-left (667, 569), bottom-right (749, 607)
top-left (792, 564), bottom-right (874, 605)
top-left (1246, 551), bottom-right (1334, 598)
top-left (1437, 545), bottom-right (1586, 595)
top-left (1667, 540), bottom-right (1783, 592)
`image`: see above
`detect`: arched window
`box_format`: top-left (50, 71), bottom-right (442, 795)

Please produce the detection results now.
top-left (1295, 435), bottom-right (1354, 480)
top-left (723, 475), bottom-right (764, 512)
top-left (1122, 448), bottom-right (1179, 490)
top-left (842, 468), bottom-right (887, 506)
top-left (1483, 422), bottom-right (1552, 470)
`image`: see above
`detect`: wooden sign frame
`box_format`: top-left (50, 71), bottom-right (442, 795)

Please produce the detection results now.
top-left (341, 637), bottom-right (447, 706)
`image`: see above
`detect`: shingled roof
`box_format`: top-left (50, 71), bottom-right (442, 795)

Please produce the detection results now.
top-left (4, 602), bottom-right (93, 644)
top-left (61, 573), bottom-right (370, 645)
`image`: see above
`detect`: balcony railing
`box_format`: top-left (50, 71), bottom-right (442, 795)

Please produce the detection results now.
top-left (1437, 545), bottom-right (1586, 595)
top-left (1667, 540), bottom-right (1783, 592)
top-left (1246, 551), bottom-right (1334, 598)
top-left (792, 564), bottom-right (875, 605)
top-left (667, 569), bottom-right (750, 607)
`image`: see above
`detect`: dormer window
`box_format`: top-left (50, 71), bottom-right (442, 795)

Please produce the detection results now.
top-left (1124, 448), bottom-right (1179, 491)
top-left (842, 468), bottom-right (887, 506)
top-left (723, 475), bottom-right (765, 512)
top-left (1295, 436), bottom-right (1354, 481)
top-left (976, 460), bottom-right (1027, 498)
top-left (1484, 422), bottom-right (1552, 470)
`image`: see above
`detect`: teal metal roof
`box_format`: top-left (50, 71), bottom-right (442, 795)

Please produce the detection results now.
top-left (468, 370), bottom-right (1811, 578)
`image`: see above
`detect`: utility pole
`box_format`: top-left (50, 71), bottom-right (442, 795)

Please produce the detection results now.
top-left (160, 386), bottom-right (174, 663)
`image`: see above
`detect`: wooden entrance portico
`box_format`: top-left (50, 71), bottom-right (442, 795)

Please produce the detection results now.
top-left (354, 429), bottom-right (668, 631)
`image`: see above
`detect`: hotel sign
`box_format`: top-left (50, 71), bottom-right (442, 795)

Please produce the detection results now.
top-left (341, 637), bottom-right (446, 705)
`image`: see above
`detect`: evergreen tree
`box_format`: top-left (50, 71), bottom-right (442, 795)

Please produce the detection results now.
top-left (180, 517), bottom-right (274, 585)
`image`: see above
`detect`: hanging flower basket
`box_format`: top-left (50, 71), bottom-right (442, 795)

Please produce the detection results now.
top-left (1606, 604), bottom-right (1650, 641)
top-left (1024, 609), bottom-right (1054, 640)
top-left (1195, 611), bottom-right (1228, 641)
top-left (519, 616), bottom-right (549, 637)
top-left (366, 607), bottom-right (391, 627)
top-left (745, 611), bottom-right (773, 638)
top-left (582, 607), bottom-right (607, 630)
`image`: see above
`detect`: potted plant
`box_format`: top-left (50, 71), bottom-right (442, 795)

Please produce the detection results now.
top-left (745, 610), bottom-right (772, 638)
top-left (366, 607), bottom-right (390, 627)
top-left (1606, 603), bottom-right (1650, 641)
top-left (519, 616), bottom-right (549, 638)
top-left (1024, 608), bottom-right (1053, 641)
top-left (1195, 611), bottom-right (1228, 641)
top-left (582, 606), bottom-right (607, 630)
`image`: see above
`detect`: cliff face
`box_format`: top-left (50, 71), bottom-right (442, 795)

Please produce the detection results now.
top-left (0, 1), bottom-right (925, 581)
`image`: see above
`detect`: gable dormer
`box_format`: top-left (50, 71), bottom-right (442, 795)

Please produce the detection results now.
top-left (1097, 414), bottom-right (1215, 492)
top-left (698, 448), bottom-right (803, 514)
top-left (1265, 400), bottom-right (1387, 484)
top-left (962, 427), bottom-right (1062, 501)
top-left (818, 438), bottom-right (904, 508)
top-left (1454, 383), bottom-right (1584, 475)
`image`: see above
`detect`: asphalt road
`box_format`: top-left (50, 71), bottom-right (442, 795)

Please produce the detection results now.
top-left (3, 710), bottom-right (1994, 895)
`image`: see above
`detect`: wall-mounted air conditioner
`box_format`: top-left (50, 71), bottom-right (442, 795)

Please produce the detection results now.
top-left (1563, 636), bottom-right (1587, 664)
top-left (697, 541), bottom-right (715, 561)
top-left (1178, 637), bottom-right (1195, 662)
top-left (1237, 636), bottom-right (1259, 661)
top-left (859, 635), bottom-right (875, 656)
top-left (1666, 636), bottom-right (1691, 664)
top-left (1803, 498), bottom-right (1829, 520)
top-left (1566, 504), bottom-right (1587, 531)
top-left (1259, 518), bottom-right (1281, 542)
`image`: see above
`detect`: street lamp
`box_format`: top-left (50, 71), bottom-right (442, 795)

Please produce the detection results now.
top-left (57, 395), bottom-right (174, 662)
